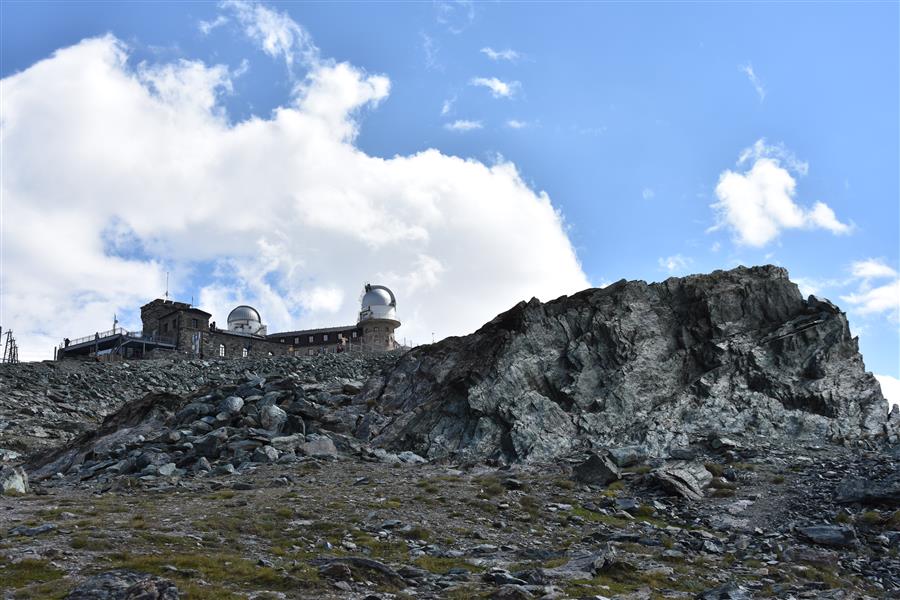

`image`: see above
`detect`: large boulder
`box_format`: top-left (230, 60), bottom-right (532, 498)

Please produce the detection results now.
top-left (356, 266), bottom-right (888, 461)
top-left (0, 465), bottom-right (28, 495)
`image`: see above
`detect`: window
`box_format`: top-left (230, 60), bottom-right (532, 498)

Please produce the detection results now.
top-left (280, 338), bottom-right (285, 343)
top-left (308, 335), bottom-right (314, 343)
top-left (191, 318), bottom-right (198, 329)
top-left (242, 348), bottom-right (248, 358)
top-left (352, 331), bottom-right (358, 338)
top-left (219, 344), bottom-right (225, 357)
top-left (162, 323), bottom-right (168, 333)
top-left (323, 334), bottom-right (329, 342)
top-left (294, 337), bottom-right (299, 344)
top-left (308, 349), bottom-right (315, 356)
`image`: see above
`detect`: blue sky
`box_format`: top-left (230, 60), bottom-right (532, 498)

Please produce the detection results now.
top-left (1, 1), bottom-right (897, 397)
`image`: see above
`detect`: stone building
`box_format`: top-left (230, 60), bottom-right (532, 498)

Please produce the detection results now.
top-left (56, 284), bottom-right (401, 361)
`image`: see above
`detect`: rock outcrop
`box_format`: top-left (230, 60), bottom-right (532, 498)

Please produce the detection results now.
top-left (356, 266), bottom-right (888, 461)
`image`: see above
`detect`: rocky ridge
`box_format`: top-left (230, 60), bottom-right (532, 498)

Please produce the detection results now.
top-left (358, 266), bottom-right (891, 461)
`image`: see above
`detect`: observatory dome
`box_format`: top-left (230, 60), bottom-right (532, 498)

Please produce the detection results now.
top-left (362, 287), bottom-right (393, 307)
top-left (227, 305), bottom-right (265, 335)
top-left (358, 284), bottom-right (399, 324)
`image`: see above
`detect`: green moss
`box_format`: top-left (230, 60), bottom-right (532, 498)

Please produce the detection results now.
top-left (710, 488), bottom-right (736, 498)
top-left (771, 475), bottom-right (785, 484)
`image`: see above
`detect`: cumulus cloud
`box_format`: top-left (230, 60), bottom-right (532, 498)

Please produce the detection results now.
top-left (642, 187), bottom-right (655, 200)
top-left (711, 140), bottom-right (852, 247)
top-left (1, 32), bottom-right (588, 360)
top-left (481, 47), bottom-right (519, 61)
top-left (658, 255), bottom-right (692, 274)
top-left (505, 119), bottom-right (527, 129)
top-left (841, 280), bottom-right (900, 318)
top-left (876, 374), bottom-right (900, 411)
top-left (470, 76), bottom-right (519, 98)
top-left (740, 63), bottom-right (765, 102)
top-left (444, 119), bottom-right (482, 131)
top-left (851, 258), bottom-right (897, 280)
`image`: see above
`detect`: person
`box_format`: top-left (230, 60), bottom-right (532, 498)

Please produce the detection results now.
top-left (64, 338), bottom-right (70, 347)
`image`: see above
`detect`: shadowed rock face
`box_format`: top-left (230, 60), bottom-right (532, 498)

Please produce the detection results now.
top-left (356, 266), bottom-right (888, 461)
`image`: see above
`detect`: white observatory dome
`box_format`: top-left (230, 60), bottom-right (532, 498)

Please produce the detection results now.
top-left (227, 305), bottom-right (265, 335)
top-left (358, 284), bottom-right (399, 324)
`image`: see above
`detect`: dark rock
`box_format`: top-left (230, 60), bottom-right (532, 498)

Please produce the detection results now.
top-left (834, 473), bottom-right (900, 507)
top-left (64, 569), bottom-right (179, 599)
top-left (606, 445), bottom-right (648, 468)
top-left (572, 451), bottom-right (620, 485)
top-left (797, 524), bottom-right (858, 547)
top-left (696, 581), bottom-right (750, 600)
top-left (9, 523), bottom-right (56, 536)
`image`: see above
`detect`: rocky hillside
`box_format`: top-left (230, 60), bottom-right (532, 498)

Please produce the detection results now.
top-left (0, 353), bottom-right (400, 458)
top-left (2, 265), bottom-right (899, 599)
top-left (358, 266), bottom-right (891, 462)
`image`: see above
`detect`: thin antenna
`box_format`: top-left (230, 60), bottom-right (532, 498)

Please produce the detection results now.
top-left (165, 272), bottom-right (169, 300)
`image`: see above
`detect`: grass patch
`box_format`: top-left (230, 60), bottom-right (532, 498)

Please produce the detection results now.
top-left (0, 558), bottom-right (65, 589)
top-left (70, 535), bottom-right (114, 551)
top-left (473, 476), bottom-right (505, 499)
top-left (704, 463), bottom-right (725, 478)
top-left (110, 551), bottom-right (305, 592)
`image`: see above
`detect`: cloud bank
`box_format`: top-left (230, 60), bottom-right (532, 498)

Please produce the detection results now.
top-left (1, 31), bottom-right (588, 361)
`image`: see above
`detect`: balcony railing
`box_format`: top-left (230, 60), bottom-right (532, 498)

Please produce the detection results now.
top-left (63, 328), bottom-right (174, 348)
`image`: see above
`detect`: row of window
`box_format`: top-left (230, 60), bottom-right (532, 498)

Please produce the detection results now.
top-left (217, 344), bottom-right (273, 358)
top-left (278, 331), bottom-right (359, 345)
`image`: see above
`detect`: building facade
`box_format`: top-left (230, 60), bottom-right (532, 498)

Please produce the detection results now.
top-left (57, 284), bottom-right (401, 361)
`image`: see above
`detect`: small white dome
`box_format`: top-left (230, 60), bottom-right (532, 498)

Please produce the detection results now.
top-left (362, 287), bottom-right (393, 308)
top-left (228, 305), bottom-right (261, 324)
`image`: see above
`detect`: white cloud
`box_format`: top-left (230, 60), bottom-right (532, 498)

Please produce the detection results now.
top-left (851, 258), bottom-right (897, 280)
top-left (221, 0), bottom-right (319, 70)
top-left (1, 33), bottom-right (588, 360)
top-left (444, 119), bottom-right (482, 131)
top-left (875, 374), bottom-right (900, 411)
top-left (440, 96), bottom-right (455, 116)
top-left (737, 138), bottom-right (808, 176)
top-left (481, 47), bottom-right (519, 61)
top-left (711, 140), bottom-right (852, 247)
top-left (642, 187), bottom-right (655, 200)
top-left (198, 15), bottom-right (229, 35)
top-left (658, 254), bottom-right (692, 274)
top-left (505, 119), bottom-right (527, 129)
top-left (740, 63), bottom-right (766, 102)
top-left (470, 76), bottom-right (519, 99)
top-left (841, 280), bottom-right (900, 318)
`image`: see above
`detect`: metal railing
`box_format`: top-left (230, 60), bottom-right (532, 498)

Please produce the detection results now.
top-left (63, 328), bottom-right (174, 348)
